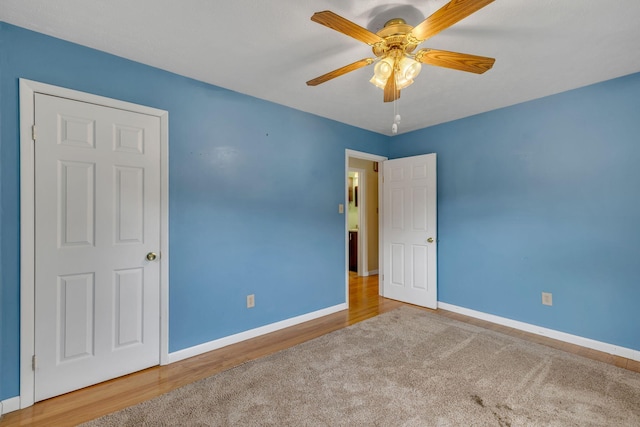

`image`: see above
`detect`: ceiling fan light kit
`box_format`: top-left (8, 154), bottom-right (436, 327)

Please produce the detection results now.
top-left (306, 0), bottom-right (496, 133)
top-left (370, 54), bottom-right (422, 90)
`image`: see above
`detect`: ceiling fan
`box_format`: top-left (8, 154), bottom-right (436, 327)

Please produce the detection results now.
top-left (306, 0), bottom-right (496, 103)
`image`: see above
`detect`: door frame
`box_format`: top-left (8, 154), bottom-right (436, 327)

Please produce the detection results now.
top-left (18, 79), bottom-right (170, 409)
top-left (344, 149), bottom-right (387, 305)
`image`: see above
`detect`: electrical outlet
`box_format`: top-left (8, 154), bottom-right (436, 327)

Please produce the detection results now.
top-left (542, 292), bottom-right (553, 306)
top-left (338, 204), bottom-right (344, 214)
top-left (247, 294), bottom-right (255, 308)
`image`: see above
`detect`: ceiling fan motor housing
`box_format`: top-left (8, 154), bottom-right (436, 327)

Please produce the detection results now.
top-left (372, 18), bottom-right (418, 57)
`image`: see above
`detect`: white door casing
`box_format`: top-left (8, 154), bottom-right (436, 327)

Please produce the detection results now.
top-left (20, 80), bottom-right (169, 408)
top-left (382, 154), bottom-right (437, 308)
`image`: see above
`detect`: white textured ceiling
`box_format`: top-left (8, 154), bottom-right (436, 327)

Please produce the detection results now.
top-left (2, 0), bottom-right (640, 136)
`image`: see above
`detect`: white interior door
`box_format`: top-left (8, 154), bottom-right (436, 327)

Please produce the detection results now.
top-left (34, 93), bottom-right (161, 401)
top-left (382, 154), bottom-right (437, 308)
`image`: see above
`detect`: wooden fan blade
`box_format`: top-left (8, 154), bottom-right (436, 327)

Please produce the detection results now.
top-left (311, 11), bottom-right (384, 46)
top-left (415, 48), bottom-right (495, 74)
top-left (410, 0), bottom-right (494, 42)
top-left (383, 69), bottom-right (400, 102)
top-left (306, 58), bottom-right (375, 86)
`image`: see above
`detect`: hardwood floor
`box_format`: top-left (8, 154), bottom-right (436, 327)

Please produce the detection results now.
top-left (2, 274), bottom-right (638, 426)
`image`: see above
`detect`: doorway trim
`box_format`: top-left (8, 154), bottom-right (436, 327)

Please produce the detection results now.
top-left (18, 79), bottom-right (170, 408)
top-left (344, 149), bottom-right (387, 305)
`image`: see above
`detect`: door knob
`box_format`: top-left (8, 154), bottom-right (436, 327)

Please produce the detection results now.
top-left (146, 252), bottom-right (157, 261)
top-left (427, 237), bottom-right (434, 243)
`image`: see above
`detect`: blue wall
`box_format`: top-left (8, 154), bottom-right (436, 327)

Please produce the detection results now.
top-left (390, 73), bottom-right (640, 353)
top-left (0, 23), bottom-right (388, 400)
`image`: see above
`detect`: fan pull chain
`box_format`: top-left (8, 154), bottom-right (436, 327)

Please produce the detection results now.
top-left (392, 66), bottom-right (401, 134)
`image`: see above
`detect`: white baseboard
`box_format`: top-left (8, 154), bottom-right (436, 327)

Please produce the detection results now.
top-left (166, 303), bottom-right (348, 364)
top-left (1, 396), bottom-right (21, 415)
top-left (359, 270), bottom-right (379, 277)
top-left (438, 302), bottom-right (640, 362)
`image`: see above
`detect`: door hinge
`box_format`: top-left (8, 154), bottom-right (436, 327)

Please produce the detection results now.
top-left (32, 355), bottom-right (36, 370)
top-left (32, 125), bottom-right (37, 141)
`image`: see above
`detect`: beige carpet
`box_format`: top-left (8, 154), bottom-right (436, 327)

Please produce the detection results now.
top-left (83, 307), bottom-right (640, 426)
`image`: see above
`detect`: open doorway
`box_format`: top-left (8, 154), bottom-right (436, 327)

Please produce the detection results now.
top-left (345, 150), bottom-right (387, 306)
